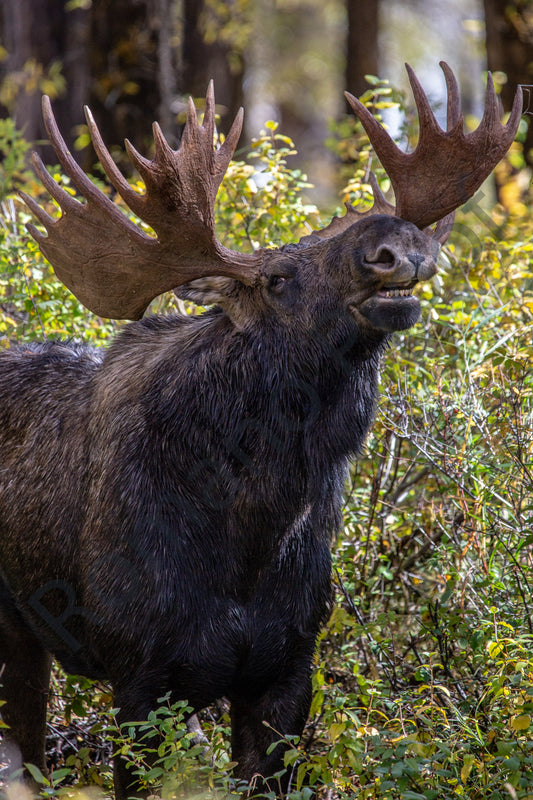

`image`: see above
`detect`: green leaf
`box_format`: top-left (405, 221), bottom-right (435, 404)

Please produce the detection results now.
top-left (24, 763), bottom-right (49, 785)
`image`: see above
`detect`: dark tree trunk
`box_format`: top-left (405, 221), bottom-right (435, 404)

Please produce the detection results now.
top-left (0, 0), bottom-right (178, 166)
top-left (0, 0), bottom-right (90, 160)
top-left (0, 0), bottom-right (249, 166)
top-left (484, 0), bottom-right (533, 166)
top-left (345, 0), bottom-right (379, 101)
top-left (182, 0), bottom-right (245, 135)
top-left (87, 0), bottom-right (163, 165)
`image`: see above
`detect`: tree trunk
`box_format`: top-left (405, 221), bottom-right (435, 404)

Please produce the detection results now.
top-left (182, 0), bottom-right (246, 135)
top-left (345, 0), bottom-right (379, 101)
top-left (0, 0), bottom-right (90, 160)
top-left (87, 0), bottom-right (162, 165)
top-left (484, 0), bottom-right (533, 166)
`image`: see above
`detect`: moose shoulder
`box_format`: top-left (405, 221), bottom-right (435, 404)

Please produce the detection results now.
top-left (0, 64), bottom-right (522, 798)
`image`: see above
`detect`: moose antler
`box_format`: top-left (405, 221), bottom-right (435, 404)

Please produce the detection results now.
top-left (21, 84), bottom-right (262, 319)
top-left (314, 61), bottom-right (522, 241)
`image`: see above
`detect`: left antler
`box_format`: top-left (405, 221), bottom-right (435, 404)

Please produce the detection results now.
top-left (21, 83), bottom-right (262, 320)
top-left (314, 61), bottom-right (522, 241)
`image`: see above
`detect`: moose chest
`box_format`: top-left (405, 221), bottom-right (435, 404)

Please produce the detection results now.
top-left (70, 328), bottom-right (346, 700)
top-left (80, 483), bottom-right (334, 701)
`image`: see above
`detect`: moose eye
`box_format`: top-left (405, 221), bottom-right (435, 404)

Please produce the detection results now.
top-left (269, 275), bottom-right (288, 293)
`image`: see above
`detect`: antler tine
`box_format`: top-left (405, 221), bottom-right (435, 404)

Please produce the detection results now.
top-left (124, 136), bottom-right (154, 181)
top-left (23, 88), bottom-right (261, 320)
top-left (29, 150), bottom-right (84, 218)
top-left (368, 172), bottom-right (395, 214)
top-left (181, 94), bottom-right (203, 150)
top-left (439, 61), bottom-right (462, 130)
top-left (506, 80), bottom-right (524, 137)
top-left (466, 72), bottom-right (523, 176)
top-left (84, 105), bottom-right (146, 218)
top-left (405, 64), bottom-right (441, 136)
top-left (480, 69), bottom-right (524, 143)
top-left (151, 120), bottom-right (176, 166)
top-left (19, 186), bottom-right (56, 233)
top-left (481, 71), bottom-right (501, 128)
top-left (213, 106), bottom-right (245, 191)
top-left (203, 80), bottom-right (216, 136)
top-left (344, 90), bottom-right (403, 167)
top-left (432, 211), bottom-right (455, 244)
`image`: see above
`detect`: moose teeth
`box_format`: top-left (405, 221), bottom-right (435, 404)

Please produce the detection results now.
top-left (382, 288), bottom-right (413, 298)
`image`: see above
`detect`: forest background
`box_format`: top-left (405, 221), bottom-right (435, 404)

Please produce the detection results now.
top-left (1, 1), bottom-right (533, 799)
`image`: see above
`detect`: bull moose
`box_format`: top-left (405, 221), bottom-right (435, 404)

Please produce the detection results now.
top-left (0, 63), bottom-right (522, 797)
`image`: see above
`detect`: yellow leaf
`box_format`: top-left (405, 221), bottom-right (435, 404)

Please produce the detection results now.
top-left (487, 640), bottom-right (504, 658)
top-left (328, 722), bottom-right (346, 743)
top-left (510, 714), bottom-right (531, 731)
top-left (461, 754), bottom-right (475, 783)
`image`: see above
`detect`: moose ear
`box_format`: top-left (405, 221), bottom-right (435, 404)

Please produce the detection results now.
top-left (174, 276), bottom-right (238, 306)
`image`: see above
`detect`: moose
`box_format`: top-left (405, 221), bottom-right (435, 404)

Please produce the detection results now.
top-left (0, 63), bottom-right (522, 798)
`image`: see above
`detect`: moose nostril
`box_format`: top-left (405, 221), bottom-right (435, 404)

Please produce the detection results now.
top-left (379, 248), bottom-right (395, 264)
top-left (365, 247), bottom-right (396, 266)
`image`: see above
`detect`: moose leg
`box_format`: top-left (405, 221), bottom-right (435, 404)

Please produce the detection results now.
top-left (112, 687), bottom-right (162, 800)
top-left (0, 611), bottom-right (52, 781)
top-left (230, 670), bottom-right (312, 793)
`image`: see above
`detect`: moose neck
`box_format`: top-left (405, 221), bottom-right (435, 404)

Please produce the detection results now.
top-left (117, 308), bottom-right (388, 474)
top-left (79, 306), bottom-right (388, 599)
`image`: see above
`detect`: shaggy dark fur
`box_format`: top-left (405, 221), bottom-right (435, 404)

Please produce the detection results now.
top-left (0, 216), bottom-right (439, 796)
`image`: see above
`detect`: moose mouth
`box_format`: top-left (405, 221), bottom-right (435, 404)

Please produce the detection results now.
top-left (351, 281), bottom-right (422, 332)
top-left (350, 280), bottom-right (418, 309)
top-left (377, 283), bottom-right (416, 299)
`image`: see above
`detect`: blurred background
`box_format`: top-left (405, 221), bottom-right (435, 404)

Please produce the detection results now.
top-left (1, 1), bottom-right (532, 198)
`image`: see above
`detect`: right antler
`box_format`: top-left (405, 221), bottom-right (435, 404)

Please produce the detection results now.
top-left (313, 62), bottom-right (522, 242)
top-left (348, 61), bottom-right (522, 228)
top-left (21, 84), bottom-right (262, 320)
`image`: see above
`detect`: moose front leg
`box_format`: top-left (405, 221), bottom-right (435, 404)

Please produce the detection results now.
top-left (0, 613), bottom-right (52, 783)
top-left (110, 687), bottom-right (156, 800)
top-left (230, 670), bottom-right (312, 794)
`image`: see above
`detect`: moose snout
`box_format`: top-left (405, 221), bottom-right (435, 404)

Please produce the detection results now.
top-left (362, 244), bottom-right (437, 283)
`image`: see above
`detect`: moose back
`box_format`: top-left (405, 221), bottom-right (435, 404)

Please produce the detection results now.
top-left (0, 65), bottom-right (521, 797)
